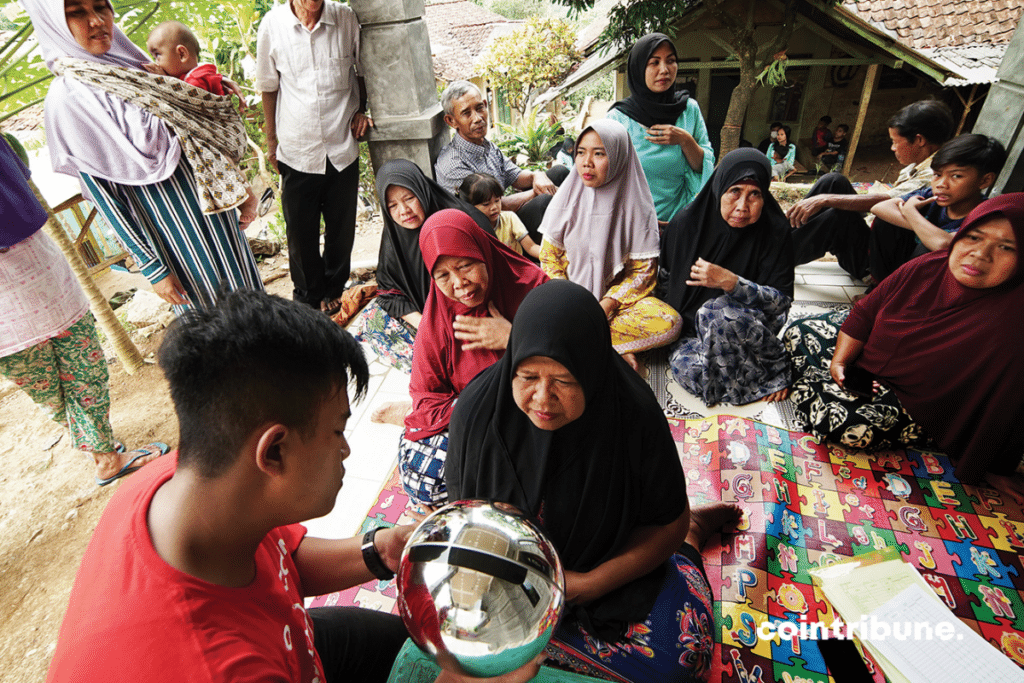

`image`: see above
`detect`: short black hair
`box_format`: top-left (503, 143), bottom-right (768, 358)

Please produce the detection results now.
top-left (836, 124), bottom-right (849, 133)
top-left (770, 121), bottom-right (783, 130)
top-left (819, 116), bottom-right (832, 125)
top-left (887, 99), bottom-right (954, 146)
top-left (158, 289), bottom-right (369, 478)
top-left (458, 173), bottom-right (503, 206)
top-left (931, 134), bottom-right (1007, 177)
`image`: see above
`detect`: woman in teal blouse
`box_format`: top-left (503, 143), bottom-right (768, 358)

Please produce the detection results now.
top-left (607, 33), bottom-right (715, 223)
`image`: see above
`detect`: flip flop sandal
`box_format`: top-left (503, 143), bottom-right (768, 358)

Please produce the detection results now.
top-left (96, 442), bottom-right (170, 486)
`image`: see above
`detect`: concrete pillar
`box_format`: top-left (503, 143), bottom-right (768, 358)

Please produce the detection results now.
top-left (350, 0), bottom-right (449, 179)
top-left (973, 16), bottom-right (1024, 193)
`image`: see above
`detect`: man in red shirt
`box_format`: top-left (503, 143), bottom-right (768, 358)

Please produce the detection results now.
top-left (45, 290), bottom-right (541, 683)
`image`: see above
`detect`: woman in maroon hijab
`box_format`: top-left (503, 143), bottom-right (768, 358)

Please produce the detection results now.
top-left (785, 194), bottom-right (1024, 488)
top-left (386, 209), bottom-right (548, 506)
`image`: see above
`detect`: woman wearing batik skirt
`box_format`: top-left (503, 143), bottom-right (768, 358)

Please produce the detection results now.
top-left (447, 280), bottom-right (740, 683)
top-left (1, 138), bottom-right (166, 486)
top-left (539, 119), bottom-right (681, 371)
top-left (357, 160), bottom-right (493, 374)
top-left (24, 0), bottom-right (261, 315)
top-left (661, 148), bottom-right (794, 406)
top-left (785, 194), bottom-right (1024, 490)
top-left (396, 210), bottom-right (547, 505)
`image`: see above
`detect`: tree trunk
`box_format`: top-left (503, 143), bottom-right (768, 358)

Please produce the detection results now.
top-left (27, 179), bottom-right (146, 374)
top-left (719, 45), bottom-right (759, 157)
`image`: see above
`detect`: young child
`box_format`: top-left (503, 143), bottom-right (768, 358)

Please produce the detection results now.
top-left (767, 125), bottom-right (795, 180)
top-left (458, 173), bottom-right (541, 259)
top-left (868, 133), bottom-right (1006, 282)
top-left (145, 21), bottom-right (259, 226)
top-left (819, 123), bottom-right (848, 169)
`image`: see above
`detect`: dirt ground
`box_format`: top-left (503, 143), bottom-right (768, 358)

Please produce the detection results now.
top-left (0, 211), bottom-right (382, 682)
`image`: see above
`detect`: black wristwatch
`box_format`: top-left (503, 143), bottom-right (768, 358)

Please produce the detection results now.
top-left (361, 527), bottom-right (395, 580)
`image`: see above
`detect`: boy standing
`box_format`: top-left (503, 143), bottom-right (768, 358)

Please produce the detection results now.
top-left (145, 21), bottom-right (259, 225)
top-left (868, 133), bottom-right (1007, 282)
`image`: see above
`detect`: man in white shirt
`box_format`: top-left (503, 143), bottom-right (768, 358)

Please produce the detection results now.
top-left (785, 99), bottom-right (954, 281)
top-left (256, 0), bottom-right (372, 313)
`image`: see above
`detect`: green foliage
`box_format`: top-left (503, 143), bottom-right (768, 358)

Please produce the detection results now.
top-left (495, 105), bottom-right (564, 170)
top-left (757, 57), bottom-right (788, 87)
top-left (554, 0), bottom-right (699, 47)
top-left (0, 1), bottom-right (264, 123)
top-left (480, 16), bottom-right (580, 116)
top-left (565, 70), bottom-right (613, 113)
top-left (358, 140), bottom-right (377, 211)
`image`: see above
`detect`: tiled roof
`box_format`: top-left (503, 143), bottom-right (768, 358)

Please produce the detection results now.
top-left (843, 0), bottom-right (1022, 50)
top-left (919, 44), bottom-right (1007, 85)
top-left (424, 0), bottom-right (520, 81)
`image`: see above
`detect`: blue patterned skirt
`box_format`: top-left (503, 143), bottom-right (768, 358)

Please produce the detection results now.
top-left (546, 550), bottom-right (714, 683)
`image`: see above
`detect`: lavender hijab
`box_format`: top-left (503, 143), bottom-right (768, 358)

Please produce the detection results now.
top-left (539, 119), bottom-right (660, 299)
top-left (22, 0), bottom-right (180, 185)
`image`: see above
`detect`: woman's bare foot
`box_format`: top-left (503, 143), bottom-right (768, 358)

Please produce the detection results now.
top-left (93, 444), bottom-right (165, 483)
top-left (685, 503), bottom-right (743, 551)
top-left (764, 387), bottom-right (789, 402)
top-left (371, 401), bottom-right (412, 426)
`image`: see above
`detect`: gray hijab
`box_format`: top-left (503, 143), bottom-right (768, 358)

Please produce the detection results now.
top-left (538, 119), bottom-right (660, 299)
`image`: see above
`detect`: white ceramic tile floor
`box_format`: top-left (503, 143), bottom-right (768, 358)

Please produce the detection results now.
top-left (302, 260), bottom-right (863, 540)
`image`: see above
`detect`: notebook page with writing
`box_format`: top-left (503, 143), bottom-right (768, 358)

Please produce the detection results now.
top-left (868, 584), bottom-right (1022, 683)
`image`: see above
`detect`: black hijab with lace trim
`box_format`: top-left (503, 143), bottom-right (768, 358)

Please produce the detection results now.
top-left (446, 280), bottom-right (688, 641)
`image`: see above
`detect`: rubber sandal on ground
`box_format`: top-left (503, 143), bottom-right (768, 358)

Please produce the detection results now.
top-left (96, 442), bottom-right (170, 486)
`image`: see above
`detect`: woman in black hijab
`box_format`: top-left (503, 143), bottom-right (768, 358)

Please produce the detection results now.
top-left (661, 148), bottom-right (795, 406)
top-left (607, 33), bottom-right (714, 222)
top-left (447, 279), bottom-right (739, 683)
top-left (355, 159), bottom-right (492, 373)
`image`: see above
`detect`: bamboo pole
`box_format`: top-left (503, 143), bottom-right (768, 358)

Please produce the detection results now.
top-left (28, 179), bottom-right (146, 374)
top-left (843, 63), bottom-right (881, 179)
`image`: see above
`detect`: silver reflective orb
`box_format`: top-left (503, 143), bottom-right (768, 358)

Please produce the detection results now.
top-left (397, 500), bottom-right (565, 678)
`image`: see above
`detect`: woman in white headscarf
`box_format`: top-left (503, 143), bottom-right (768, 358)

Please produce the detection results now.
top-left (538, 119), bottom-right (681, 370)
top-left (22, 0), bottom-right (261, 314)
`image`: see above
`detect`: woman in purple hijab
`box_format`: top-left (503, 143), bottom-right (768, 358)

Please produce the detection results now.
top-left (21, 0), bottom-right (262, 314)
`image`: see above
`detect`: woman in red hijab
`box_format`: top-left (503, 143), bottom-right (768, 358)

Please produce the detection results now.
top-left (391, 209), bottom-right (548, 506)
top-left (785, 194), bottom-right (1024, 489)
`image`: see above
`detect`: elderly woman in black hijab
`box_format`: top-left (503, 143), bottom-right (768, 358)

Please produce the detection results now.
top-left (447, 279), bottom-right (739, 683)
top-left (661, 148), bottom-right (795, 406)
top-left (355, 159), bottom-right (491, 375)
top-left (607, 33), bottom-right (714, 223)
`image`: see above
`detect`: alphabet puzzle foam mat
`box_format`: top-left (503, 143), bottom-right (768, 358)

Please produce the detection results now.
top-left (309, 416), bottom-right (1024, 681)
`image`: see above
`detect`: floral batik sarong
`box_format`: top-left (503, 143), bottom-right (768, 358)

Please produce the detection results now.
top-left (546, 550), bottom-right (714, 683)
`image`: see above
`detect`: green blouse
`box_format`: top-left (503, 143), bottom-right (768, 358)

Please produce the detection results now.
top-left (607, 100), bottom-right (715, 222)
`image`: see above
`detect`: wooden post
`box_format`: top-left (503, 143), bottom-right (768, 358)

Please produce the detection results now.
top-left (954, 83), bottom-right (980, 136)
top-left (842, 63), bottom-right (881, 178)
top-left (28, 179), bottom-right (145, 375)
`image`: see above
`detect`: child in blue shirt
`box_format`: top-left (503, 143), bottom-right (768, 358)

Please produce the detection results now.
top-left (868, 133), bottom-right (1006, 282)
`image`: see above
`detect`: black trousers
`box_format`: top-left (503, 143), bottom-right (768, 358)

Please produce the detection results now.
top-left (868, 218), bottom-right (928, 282)
top-left (310, 606), bottom-right (408, 683)
top-left (517, 163), bottom-right (571, 244)
top-left (790, 172), bottom-right (871, 280)
top-left (279, 157), bottom-right (359, 307)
